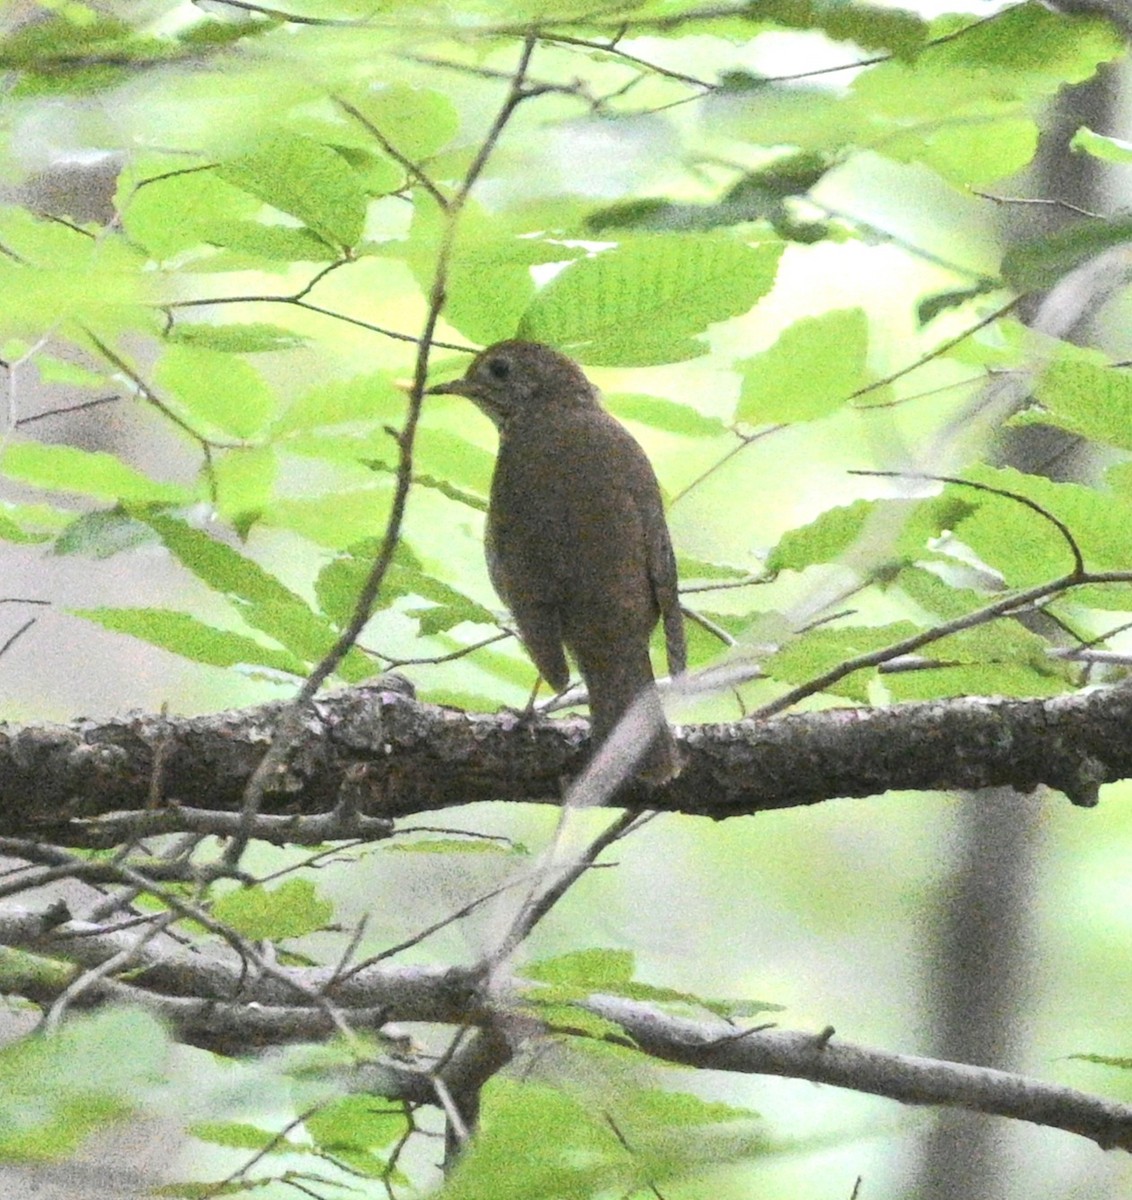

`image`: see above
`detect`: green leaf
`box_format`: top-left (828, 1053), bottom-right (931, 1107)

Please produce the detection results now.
top-left (1067, 1053), bottom-right (1132, 1069)
top-left (526, 948), bottom-right (635, 990)
top-left (121, 165), bottom-right (260, 260)
top-left (0, 1008), bottom-right (166, 1161)
top-left (518, 236), bottom-right (783, 366)
top-left (1024, 350), bottom-right (1132, 452)
top-left (442, 1072), bottom-right (768, 1200)
top-left (676, 556), bottom-right (752, 581)
top-left (605, 393), bottom-right (729, 438)
top-left (168, 322), bottom-right (308, 353)
top-left (883, 116), bottom-right (1038, 187)
top-left (894, 565), bottom-right (992, 621)
top-left (439, 1080), bottom-right (623, 1200)
top-left (736, 308), bottom-right (868, 424)
top-left (140, 514), bottom-right (361, 667)
top-left (585, 152), bottom-right (834, 236)
top-left (630, 1089), bottom-right (759, 1127)
top-left (767, 498), bottom-right (883, 572)
top-left (274, 372), bottom-right (405, 436)
top-left (917, 282), bottom-right (1000, 326)
top-left (385, 838), bottom-right (517, 855)
top-left (142, 513), bottom-right (303, 608)
top-left (212, 879), bottom-right (333, 941)
top-left (153, 343), bottom-right (277, 439)
top-left (217, 129), bottom-right (368, 250)
top-left (767, 622), bottom-right (921, 701)
top-left (212, 446), bottom-right (277, 534)
top-left (315, 541), bottom-right (495, 632)
top-left (886, 660), bottom-right (1069, 702)
top-left (952, 466), bottom-right (1132, 586)
top-left (0, 501), bottom-right (68, 544)
top-left (759, 0), bottom-right (927, 56)
top-left (1, 442), bottom-right (191, 504)
top-left (191, 1122), bottom-right (289, 1151)
top-left (266, 488), bottom-right (392, 548)
top-left (1002, 216), bottom-right (1132, 293)
top-left (73, 607), bottom-right (306, 674)
top-left (531, 1002), bottom-right (630, 1042)
top-left (53, 509), bottom-right (154, 558)
top-left (342, 83), bottom-right (459, 163)
top-left (408, 203), bottom-right (579, 346)
top-left (205, 219), bottom-right (338, 262)
top-left (304, 1095), bottom-right (406, 1152)
top-left (410, 428), bottom-right (494, 502)
top-left (1071, 125), bottom-right (1132, 164)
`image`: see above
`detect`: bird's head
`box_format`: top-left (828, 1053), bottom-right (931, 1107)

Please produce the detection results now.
top-left (427, 339), bottom-right (597, 427)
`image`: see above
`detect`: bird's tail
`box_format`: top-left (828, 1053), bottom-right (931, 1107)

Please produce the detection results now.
top-left (585, 655), bottom-right (681, 786)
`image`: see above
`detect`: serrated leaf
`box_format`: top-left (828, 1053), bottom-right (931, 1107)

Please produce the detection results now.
top-left (894, 565), bottom-right (992, 621)
top-left (212, 879), bottom-right (333, 941)
top-left (518, 236), bottom-right (782, 366)
top-left (953, 466), bottom-right (1132, 586)
top-left (135, 516), bottom-right (370, 679)
top-left (275, 373), bottom-right (405, 436)
top-left (217, 130), bottom-right (367, 250)
top-left (676, 556), bottom-right (753, 582)
top-left (205, 219), bottom-right (337, 262)
top-left (768, 498), bottom-right (883, 572)
top-left (168, 322), bottom-right (308, 353)
top-left (886, 660), bottom-right (1069, 702)
top-left (343, 83), bottom-right (459, 163)
top-left (142, 513), bottom-right (302, 606)
top-left (2, 442), bottom-right (190, 504)
top-left (408, 203), bottom-right (579, 346)
top-left (316, 541), bottom-right (495, 633)
top-left (767, 622), bottom-right (921, 701)
top-left (153, 343), bottom-right (277, 439)
top-left (736, 308), bottom-right (868, 423)
top-left (606, 393), bottom-right (729, 438)
top-left (73, 607), bottom-right (306, 674)
top-left (1027, 351), bottom-right (1132, 452)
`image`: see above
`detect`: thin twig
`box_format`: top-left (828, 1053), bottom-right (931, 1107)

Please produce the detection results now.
top-left (222, 35), bottom-right (546, 868)
top-left (333, 96), bottom-right (449, 210)
top-left (849, 469), bottom-right (1086, 578)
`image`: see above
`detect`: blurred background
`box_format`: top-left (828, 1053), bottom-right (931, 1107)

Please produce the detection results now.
top-left (0, 1), bottom-right (1130, 1197)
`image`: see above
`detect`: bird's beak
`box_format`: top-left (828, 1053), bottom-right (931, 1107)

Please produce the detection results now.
top-left (426, 378), bottom-right (473, 397)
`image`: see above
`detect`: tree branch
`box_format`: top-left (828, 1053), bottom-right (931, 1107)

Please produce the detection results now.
top-left (1, 906), bottom-right (1127, 1152)
top-left (0, 678), bottom-right (1129, 842)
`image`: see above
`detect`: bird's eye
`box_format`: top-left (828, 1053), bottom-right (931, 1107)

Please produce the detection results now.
top-left (486, 357), bottom-right (511, 380)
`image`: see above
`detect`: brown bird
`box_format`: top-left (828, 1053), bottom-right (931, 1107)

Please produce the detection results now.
top-left (429, 339), bottom-right (685, 784)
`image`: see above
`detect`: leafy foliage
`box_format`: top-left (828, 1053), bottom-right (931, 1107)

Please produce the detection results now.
top-left (0, 0), bottom-right (1129, 1196)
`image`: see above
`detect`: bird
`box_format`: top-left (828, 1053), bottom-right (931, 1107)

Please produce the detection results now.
top-left (428, 339), bottom-right (685, 784)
